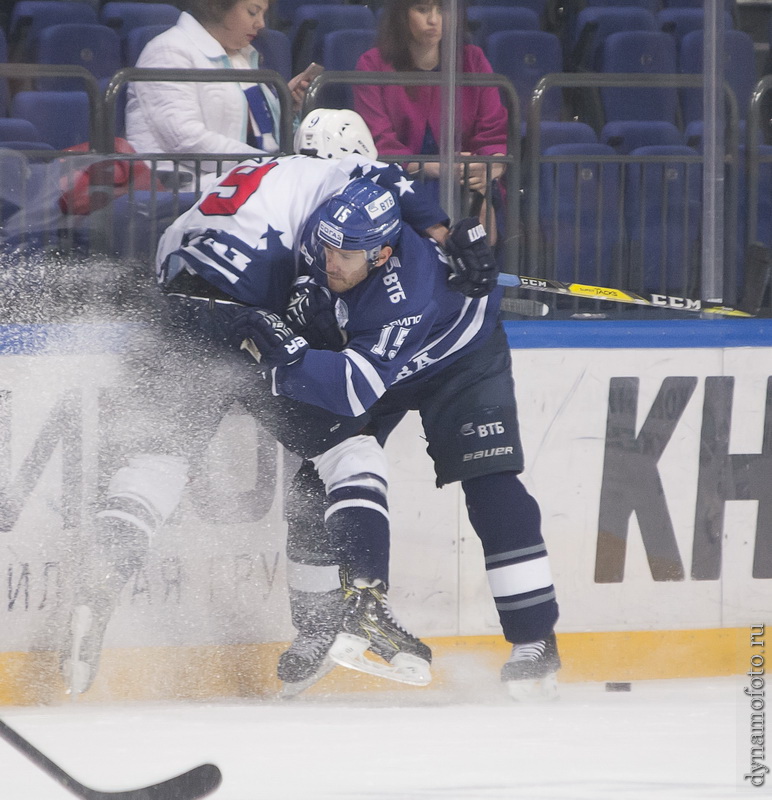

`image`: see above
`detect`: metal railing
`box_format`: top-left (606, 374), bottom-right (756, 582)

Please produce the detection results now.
top-left (521, 72), bottom-right (747, 314)
top-left (103, 67), bottom-right (295, 155)
top-left (0, 64), bottom-right (104, 149)
top-left (1, 65), bottom-right (771, 316)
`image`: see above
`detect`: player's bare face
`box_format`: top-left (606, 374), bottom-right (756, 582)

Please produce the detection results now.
top-left (208, 0), bottom-right (267, 54)
top-left (323, 246), bottom-right (371, 293)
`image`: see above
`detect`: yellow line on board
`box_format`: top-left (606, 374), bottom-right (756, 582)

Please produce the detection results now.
top-left (0, 628), bottom-right (750, 706)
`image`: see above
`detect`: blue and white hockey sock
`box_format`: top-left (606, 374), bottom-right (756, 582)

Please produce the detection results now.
top-left (311, 435), bottom-right (391, 586)
top-left (463, 471), bottom-right (559, 643)
top-left (325, 476), bottom-right (390, 584)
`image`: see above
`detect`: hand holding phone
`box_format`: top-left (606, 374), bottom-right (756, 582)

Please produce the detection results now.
top-left (299, 62), bottom-right (325, 83)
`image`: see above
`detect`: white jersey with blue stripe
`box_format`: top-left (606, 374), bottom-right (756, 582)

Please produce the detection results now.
top-left (272, 223), bottom-right (503, 417)
top-left (156, 154), bottom-right (447, 313)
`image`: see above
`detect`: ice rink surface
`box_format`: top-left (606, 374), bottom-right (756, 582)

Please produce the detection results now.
top-left (0, 670), bottom-right (754, 800)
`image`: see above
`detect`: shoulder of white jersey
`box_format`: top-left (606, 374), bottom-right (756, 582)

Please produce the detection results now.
top-left (336, 154), bottom-right (388, 175)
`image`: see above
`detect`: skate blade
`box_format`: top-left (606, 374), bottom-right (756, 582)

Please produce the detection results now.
top-left (505, 672), bottom-right (559, 702)
top-left (329, 633), bottom-right (432, 686)
top-left (278, 657), bottom-right (336, 699)
top-left (63, 605), bottom-right (94, 696)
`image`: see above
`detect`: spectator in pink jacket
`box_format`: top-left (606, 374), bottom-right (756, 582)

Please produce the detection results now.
top-left (353, 0), bottom-right (508, 203)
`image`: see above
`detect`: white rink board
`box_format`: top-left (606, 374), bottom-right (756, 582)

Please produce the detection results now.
top-left (0, 322), bottom-right (770, 658)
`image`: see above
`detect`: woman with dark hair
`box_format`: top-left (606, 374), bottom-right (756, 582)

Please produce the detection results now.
top-left (354, 0), bottom-right (507, 199)
top-left (126, 0), bottom-right (311, 175)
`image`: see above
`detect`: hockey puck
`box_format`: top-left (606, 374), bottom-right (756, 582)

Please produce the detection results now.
top-left (605, 681), bottom-right (631, 692)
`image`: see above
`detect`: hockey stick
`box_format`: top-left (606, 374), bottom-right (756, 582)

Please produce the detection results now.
top-left (0, 718), bottom-right (222, 800)
top-left (497, 273), bottom-right (754, 317)
top-left (467, 181), bottom-right (768, 319)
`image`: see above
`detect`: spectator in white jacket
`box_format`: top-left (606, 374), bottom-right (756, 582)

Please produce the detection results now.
top-left (125, 0), bottom-right (311, 177)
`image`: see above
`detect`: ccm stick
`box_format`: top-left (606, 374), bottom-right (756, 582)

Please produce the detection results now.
top-left (0, 718), bottom-right (222, 800)
top-left (498, 272), bottom-right (754, 317)
top-left (465, 189), bottom-right (769, 318)
top-left (498, 239), bottom-right (772, 319)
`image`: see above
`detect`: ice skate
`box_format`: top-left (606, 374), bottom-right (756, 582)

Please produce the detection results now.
top-left (60, 564), bottom-right (129, 696)
top-left (278, 585), bottom-right (345, 697)
top-left (501, 632), bottom-right (560, 701)
top-left (277, 629), bottom-right (337, 698)
top-left (329, 579), bottom-right (432, 686)
top-left (60, 517), bottom-right (146, 695)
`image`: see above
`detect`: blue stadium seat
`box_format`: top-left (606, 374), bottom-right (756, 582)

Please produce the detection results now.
top-left (625, 145), bottom-right (702, 294)
top-left (0, 140), bottom-right (57, 154)
top-left (289, 5), bottom-right (376, 76)
top-left (486, 29), bottom-right (563, 125)
top-left (533, 121), bottom-right (598, 151)
top-left (679, 28), bottom-right (756, 139)
top-left (569, 6), bottom-right (658, 72)
top-left (469, 0), bottom-right (549, 27)
top-left (661, 0), bottom-right (736, 16)
top-left (581, 0), bottom-right (658, 8)
top-left (100, 2), bottom-right (180, 40)
top-left (752, 146), bottom-right (772, 248)
top-left (601, 31), bottom-right (679, 126)
top-left (601, 121), bottom-right (683, 153)
top-left (0, 149), bottom-right (29, 221)
top-left (658, 8), bottom-right (734, 54)
top-left (109, 191), bottom-right (198, 259)
top-left (124, 23), bottom-right (173, 67)
top-left (272, 0), bottom-right (339, 33)
top-left (255, 28), bottom-right (293, 82)
top-left (34, 23), bottom-right (123, 92)
top-left (0, 117), bottom-right (42, 142)
top-left (521, 121), bottom-right (598, 187)
top-left (469, 0), bottom-right (546, 7)
top-left (11, 91), bottom-right (91, 149)
top-left (466, 6), bottom-right (539, 50)
top-left (8, 0), bottom-right (98, 62)
top-left (539, 143), bottom-right (623, 286)
top-left (319, 28), bottom-right (376, 110)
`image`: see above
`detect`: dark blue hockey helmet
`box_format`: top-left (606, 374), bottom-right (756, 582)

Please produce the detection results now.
top-left (315, 178), bottom-right (402, 265)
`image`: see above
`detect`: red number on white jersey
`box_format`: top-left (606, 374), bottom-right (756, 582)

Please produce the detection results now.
top-left (199, 161), bottom-right (278, 216)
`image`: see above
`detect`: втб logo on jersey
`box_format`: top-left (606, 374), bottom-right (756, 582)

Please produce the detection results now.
top-left (461, 421), bottom-right (505, 437)
top-left (461, 420), bottom-right (509, 460)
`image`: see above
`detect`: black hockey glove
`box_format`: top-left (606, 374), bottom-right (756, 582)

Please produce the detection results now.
top-left (445, 217), bottom-right (499, 298)
top-left (285, 277), bottom-right (347, 351)
top-left (234, 308), bottom-right (309, 369)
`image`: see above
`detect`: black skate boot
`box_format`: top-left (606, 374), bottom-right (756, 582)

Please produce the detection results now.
top-left (277, 629), bottom-right (337, 697)
top-left (60, 516), bottom-right (146, 695)
top-left (500, 632), bottom-right (560, 701)
top-left (329, 579), bottom-right (432, 686)
top-left (277, 586), bottom-right (344, 697)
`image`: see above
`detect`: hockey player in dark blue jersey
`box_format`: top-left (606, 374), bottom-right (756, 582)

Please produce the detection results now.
top-left (60, 110), bottom-right (467, 695)
top-left (237, 178), bottom-right (561, 700)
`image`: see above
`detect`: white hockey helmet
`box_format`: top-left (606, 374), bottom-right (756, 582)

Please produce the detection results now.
top-left (294, 108), bottom-right (377, 160)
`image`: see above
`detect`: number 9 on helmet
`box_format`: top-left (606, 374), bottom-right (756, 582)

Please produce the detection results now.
top-left (294, 109), bottom-right (378, 160)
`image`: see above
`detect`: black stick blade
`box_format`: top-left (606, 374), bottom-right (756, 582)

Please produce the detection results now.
top-left (98, 763), bottom-right (223, 800)
top-left (0, 717), bottom-right (221, 800)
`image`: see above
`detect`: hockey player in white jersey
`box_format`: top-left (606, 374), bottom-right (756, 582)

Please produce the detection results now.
top-left (60, 110), bottom-right (483, 694)
top-left (236, 177), bottom-right (561, 700)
